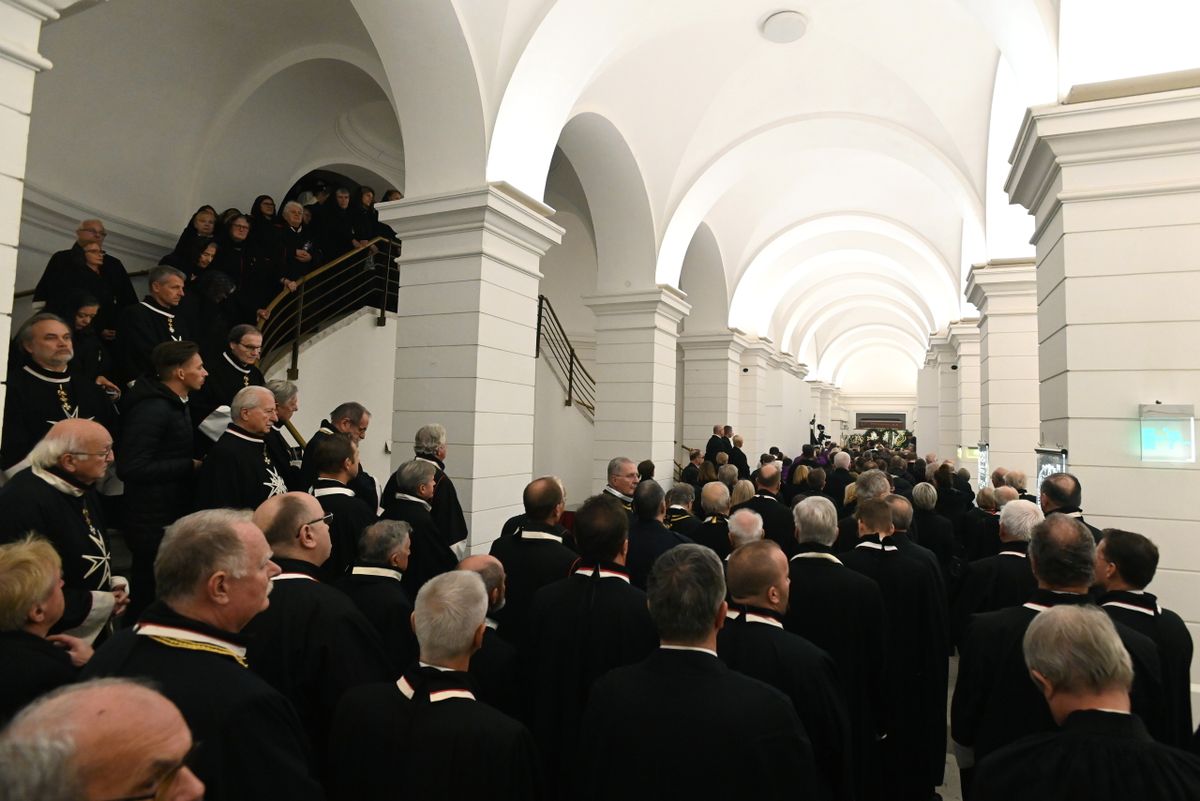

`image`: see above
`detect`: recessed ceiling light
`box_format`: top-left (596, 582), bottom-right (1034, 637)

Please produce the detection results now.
top-left (760, 10), bottom-right (809, 44)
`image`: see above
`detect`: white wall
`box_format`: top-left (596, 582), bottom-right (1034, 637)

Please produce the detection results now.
top-left (532, 355), bottom-right (595, 508)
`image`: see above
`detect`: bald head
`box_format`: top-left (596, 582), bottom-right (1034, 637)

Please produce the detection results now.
top-left (457, 554), bottom-right (506, 613)
top-left (701, 481), bottom-right (731, 516)
top-left (726, 540), bottom-right (788, 612)
top-left (756, 461), bottom-right (781, 491)
top-left (995, 485), bottom-right (1019, 506)
top-left (29, 419), bottom-right (113, 485)
top-left (523, 476), bottom-right (564, 523)
top-left (3, 679), bottom-right (203, 801)
top-left (253, 492), bottom-right (330, 565)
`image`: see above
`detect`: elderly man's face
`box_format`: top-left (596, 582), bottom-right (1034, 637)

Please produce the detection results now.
top-left (335, 414), bottom-right (369, 443)
top-left (282, 205), bottom-right (303, 228)
top-left (61, 428), bottom-right (114, 486)
top-left (610, 462), bottom-right (639, 496)
top-left (226, 523), bottom-right (280, 630)
top-left (239, 394), bottom-right (277, 434)
top-left (25, 319), bottom-right (74, 370)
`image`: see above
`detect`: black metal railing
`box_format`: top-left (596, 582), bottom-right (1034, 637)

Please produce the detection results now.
top-left (259, 236), bottom-right (400, 378)
top-left (535, 294), bottom-right (596, 419)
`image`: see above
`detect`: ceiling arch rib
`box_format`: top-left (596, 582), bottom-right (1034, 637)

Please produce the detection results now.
top-left (773, 271), bottom-right (938, 351)
top-left (832, 342), bottom-right (924, 388)
top-left (788, 299), bottom-right (931, 365)
top-left (656, 113), bottom-right (986, 291)
top-left (817, 329), bottom-right (927, 383)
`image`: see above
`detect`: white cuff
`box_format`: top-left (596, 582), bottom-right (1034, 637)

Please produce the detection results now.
top-left (63, 591), bottom-right (115, 645)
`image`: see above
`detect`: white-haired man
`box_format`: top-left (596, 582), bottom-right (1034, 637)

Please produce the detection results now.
top-left (726, 508), bottom-right (764, 553)
top-left (194, 385), bottom-right (287, 510)
top-left (732, 461), bottom-right (798, 556)
top-left (330, 570), bottom-right (543, 800)
top-left (825, 450), bottom-right (854, 516)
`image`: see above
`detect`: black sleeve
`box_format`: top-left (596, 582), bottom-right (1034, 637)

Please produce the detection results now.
top-left (221, 691), bottom-right (324, 801)
top-left (117, 404), bottom-right (193, 483)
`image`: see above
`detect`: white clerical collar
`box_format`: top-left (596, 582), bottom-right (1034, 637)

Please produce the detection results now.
top-left (856, 539), bottom-right (898, 552)
top-left (1101, 599), bottom-right (1159, 616)
top-left (415, 456), bottom-right (441, 469)
top-left (397, 674), bottom-right (475, 703)
top-left (31, 465), bottom-right (85, 497)
top-left (660, 644), bottom-right (718, 658)
top-left (516, 528), bottom-right (562, 543)
top-left (394, 492), bottom-right (431, 511)
top-left (351, 566), bottom-right (403, 582)
top-left (23, 365), bottom-right (70, 384)
top-left (791, 551), bottom-right (843, 565)
top-left (273, 572), bottom-right (318, 581)
top-left (485, 617), bottom-right (499, 630)
top-left (139, 300), bottom-right (175, 319)
top-left (668, 505), bottom-right (690, 513)
top-left (742, 611), bottom-right (784, 628)
top-left (313, 484), bottom-right (355, 498)
top-left (573, 566), bottom-right (631, 582)
top-left (225, 427), bottom-right (265, 445)
top-left (603, 485), bottom-right (632, 502)
top-left (223, 351), bottom-right (250, 374)
top-left (136, 622), bottom-right (247, 660)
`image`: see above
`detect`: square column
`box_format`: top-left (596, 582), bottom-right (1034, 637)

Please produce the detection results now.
top-left (812, 382), bottom-right (834, 429)
top-left (381, 184), bottom-right (564, 552)
top-left (584, 287), bottom-right (691, 492)
top-left (780, 358), bottom-right (811, 453)
top-left (1009, 83), bottom-right (1200, 702)
top-left (916, 359), bottom-right (940, 456)
top-left (739, 340), bottom-right (774, 458)
top-left (762, 350), bottom-right (785, 455)
top-left (930, 331), bottom-right (959, 464)
top-left (949, 321), bottom-right (982, 482)
top-left (679, 330), bottom-right (747, 455)
top-left (966, 259), bottom-right (1039, 481)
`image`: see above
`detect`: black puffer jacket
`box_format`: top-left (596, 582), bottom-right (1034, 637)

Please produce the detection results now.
top-left (116, 377), bottom-right (194, 531)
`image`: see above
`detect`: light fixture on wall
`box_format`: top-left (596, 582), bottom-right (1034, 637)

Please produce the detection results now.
top-left (760, 10), bottom-right (809, 43)
top-left (1139, 404), bottom-right (1196, 463)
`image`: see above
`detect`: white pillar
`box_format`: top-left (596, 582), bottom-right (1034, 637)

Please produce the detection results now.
top-left (1009, 82), bottom-right (1200, 713)
top-left (0, 0), bottom-right (61, 424)
top-left (916, 359), bottom-right (940, 457)
top-left (381, 184), bottom-right (564, 553)
top-left (763, 350), bottom-right (786, 456)
top-left (739, 339), bottom-right (773, 458)
top-left (781, 358), bottom-right (810, 453)
top-left (585, 287), bottom-right (690, 492)
top-left (950, 321), bottom-right (981, 482)
top-left (931, 331), bottom-right (959, 464)
top-left (814, 382), bottom-right (834, 430)
top-left (966, 259), bottom-right (1039, 482)
top-left (679, 331), bottom-right (746, 455)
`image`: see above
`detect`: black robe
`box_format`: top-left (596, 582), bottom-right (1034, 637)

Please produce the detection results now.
top-left (35, 246), bottom-right (137, 335)
top-left (379, 495), bottom-right (457, 599)
top-left (950, 542), bottom-right (1036, 648)
top-left (704, 433), bottom-right (724, 464)
top-left (580, 648), bottom-right (819, 800)
top-left (193, 424), bottom-right (288, 511)
top-left (522, 563), bottom-right (658, 788)
top-left (952, 589), bottom-right (1167, 768)
top-left (300, 421), bottom-right (378, 508)
top-left (784, 542), bottom-right (887, 801)
top-left (732, 492), bottom-right (797, 557)
top-left (841, 534), bottom-right (949, 799)
top-left (329, 666), bottom-right (543, 801)
top-left (0, 467), bottom-right (114, 635)
top-left (335, 564), bottom-right (417, 673)
top-left (666, 505), bottom-right (703, 540)
top-left (718, 606), bottom-right (854, 801)
top-left (402, 453), bottom-right (469, 546)
top-left (312, 478), bottom-right (377, 580)
top-left (974, 710), bottom-right (1200, 801)
top-left (730, 446), bottom-right (751, 479)
top-left (0, 630), bottom-right (78, 722)
top-left (1100, 589), bottom-right (1194, 748)
top-left (471, 623), bottom-right (519, 718)
top-left (0, 361), bottom-right (116, 471)
top-left (961, 506), bottom-right (1002, 561)
top-left (488, 521), bottom-right (578, 643)
top-left (190, 349), bottom-right (264, 452)
top-left (680, 461), bottom-right (700, 487)
top-left (625, 517), bottom-right (692, 589)
top-left (82, 601), bottom-right (322, 801)
top-left (264, 421), bottom-right (304, 491)
top-left (600, 485), bottom-right (633, 514)
top-left (241, 558), bottom-right (393, 777)
top-left (115, 297), bottom-right (188, 385)
top-left (693, 512), bottom-right (731, 559)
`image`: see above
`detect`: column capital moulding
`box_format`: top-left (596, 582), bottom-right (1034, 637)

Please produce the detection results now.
top-left (582, 284), bottom-right (691, 326)
top-left (965, 259), bottom-right (1037, 311)
top-left (947, 319), bottom-right (981, 354)
top-left (678, 328), bottom-right (753, 356)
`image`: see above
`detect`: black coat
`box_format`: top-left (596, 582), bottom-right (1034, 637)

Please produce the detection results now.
top-left (471, 625), bottom-right (520, 719)
top-left (580, 649), bottom-right (819, 800)
top-left (335, 565), bottom-right (416, 673)
top-left (825, 468), bottom-right (854, 516)
top-left (625, 517), bottom-right (691, 589)
top-left (730, 446), bottom-right (751, 479)
top-left (115, 298), bottom-right (188, 385)
top-left (733, 492), bottom-right (797, 556)
top-left (300, 421), bottom-right (378, 508)
top-left (194, 425), bottom-right (289, 511)
top-left (961, 507), bottom-right (1002, 560)
top-left (115, 377), bottom-right (194, 532)
top-left (407, 453), bottom-right (468, 547)
top-left (719, 606), bottom-right (854, 801)
top-left (1, 361), bottom-right (117, 471)
top-left (379, 496), bottom-right (457, 599)
top-left (949, 542), bottom-right (1036, 648)
top-left (83, 602), bottom-right (322, 801)
top-left (704, 434), bottom-right (725, 464)
top-left (974, 710), bottom-right (1200, 801)
top-left (0, 630), bottom-right (78, 722)
top-left (264, 423), bottom-right (304, 491)
top-left (692, 512), bottom-right (731, 559)
top-left (666, 505), bottom-right (703, 539)
top-left (488, 521), bottom-right (579, 643)
top-left (312, 479), bottom-right (377, 581)
top-left (35, 246), bottom-right (137, 335)
top-left (329, 666), bottom-right (543, 801)
top-left (189, 349), bottom-right (264, 452)
top-left (680, 461), bottom-right (700, 487)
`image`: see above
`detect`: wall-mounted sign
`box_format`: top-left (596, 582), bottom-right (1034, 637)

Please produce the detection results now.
top-left (1035, 447), bottom-right (1068, 486)
top-left (1139, 404), bottom-right (1196, 463)
top-left (977, 442), bottom-right (989, 489)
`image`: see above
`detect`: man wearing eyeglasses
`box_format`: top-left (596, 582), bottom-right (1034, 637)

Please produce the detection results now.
top-left (0, 419), bottom-right (128, 643)
top-left (32, 218), bottom-right (138, 341)
top-left (190, 324), bottom-right (266, 455)
top-left (242, 492), bottom-right (392, 785)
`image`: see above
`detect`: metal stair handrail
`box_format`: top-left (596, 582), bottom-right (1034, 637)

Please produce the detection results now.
top-left (535, 294), bottom-right (596, 419)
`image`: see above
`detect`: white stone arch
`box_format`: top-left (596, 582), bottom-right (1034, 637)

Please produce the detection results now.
top-left (832, 342), bottom-right (924, 387)
top-left (788, 299), bottom-right (931, 365)
top-left (819, 328), bottom-right (927, 382)
top-left (657, 113), bottom-right (986, 290)
top-left (774, 271), bottom-right (938, 351)
top-left (679, 223), bottom-right (728, 334)
top-left (555, 111), bottom-right (658, 292)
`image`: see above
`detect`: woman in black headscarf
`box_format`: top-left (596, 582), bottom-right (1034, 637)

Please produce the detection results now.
top-left (318, 186), bottom-right (357, 257)
top-left (169, 205), bottom-right (217, 264)
top-left (350, 185), bottom-right (380, 246)
top-left (47, 289), bottom-right (118, 395)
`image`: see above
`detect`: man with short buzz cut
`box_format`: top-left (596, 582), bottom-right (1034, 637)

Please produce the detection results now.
top-left (2, 313), bottom-right (117, 474)
top-left (33, 218), bottom-right (137, 341)
top-left (626, 479), bottom-right (693, 588)
top-left (973, 605), bottom-right (1200, 801)
top-left (785, 495), bottom-right (886, 801)
top-left (524, 493), bottom-right (658, 788)
top-left (193, 385), bottom-right (288, 510)
top-left (457, 555), bottom-right (519, 717)
top-left (1005, 469), bottom-right (1037, 505)
top-left (665, 482), bottom-right (703, 539)
top-left (1095, 528), bottom-right (1194, 748)
top-left (720, 539), bottom-right (854, 801)
top-left (0, 679), bottom-right (205, 801)
top-left (834, 468), bottom-right (892, 552)
top-left (580, 543), bottom-right (819, 799)
top-left (411, 422), bottom-right (469, 551)
top-left (117, 340), bottom-right (207, 618)
top-left (82, 508), bottom-right (322, 801)
top-left (189, 323), bottom-right (265, 450)
top-left (952, 514), bottom-right (1167, 797)
top-left (694, 480), bottom-right (733, 559)
top-left (380, 458), bottom-right (457, 598)
top-left (330, 571), bottom-right (544, 801)
top-left (951, 499), bottom-right (1042, 648)
top-left (337, 519), bottom-right (417, 671)
top-left (602, 456), bottom-right (639, 512)
top-left (841, 497), bottom-right (949, 801)
top-left (116, 264), bottom-right (189, 385)
top-left (0, 419), bottom-right (128, 643)
top-left (726, 508), bottom-right (764, 552)
top-left (1040, 472), bottom-right (1103, 542)
top-left (242, 492), bottom-right (392, 778)
top-left (300, 401), bottom-right (378, 509)
top-left (732, 460), bottom-right (797, 556)
top-left (309, 431), bottom-right (377, 580)
top-left (489, 476), bottom-right (578, 643)
top-left (681, 448), bottom-right (703, 487)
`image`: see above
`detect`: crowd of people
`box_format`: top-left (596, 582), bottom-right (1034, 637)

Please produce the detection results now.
top-left (1, 278), bottom-right (1199, 801)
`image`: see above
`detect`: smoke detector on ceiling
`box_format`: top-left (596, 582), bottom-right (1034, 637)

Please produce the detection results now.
top-left (760, 10), bottom-right (809, 44)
